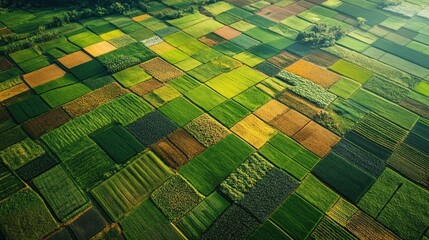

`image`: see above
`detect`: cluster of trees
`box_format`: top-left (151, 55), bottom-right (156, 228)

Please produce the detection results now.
top-left (297, 23), bottom-right (345, 48)
top-left (381, 0), bottom-right (403, 7)
top-left (4, 27), bottom-right (60, 53)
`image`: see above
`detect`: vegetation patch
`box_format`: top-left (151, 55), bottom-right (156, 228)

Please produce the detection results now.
top-left (201, 204), bottom-right (260, 240)
top-left (91, 151), bottom-right (173, 221)
top-left (0, 189), bottom-right (58, 240)
top-left (91, 125), bottom-right (144, 164)
top-left (333, 139), bottom-right (385, 177)
top-left (112, 65), bottom-right (152, 88)
top-left (277, 70), bottom-right (337, 108)
top-left (15, 154), bottom-right (57, 181)
top-left (7, 95), bottom-right (50, 123)
top-left (0, 138), bottom-right (45, 170)
top-left (296, 174), bottom-right (339, 212)
top-left (185, 114), bottom-right (229, 147)
top-left (33, 165), bottom-right (88, 222)
top-left (120, 199), bottom-right (183, 240)
top-left (63, 82), bottom-right (128, 118)
top-left (41, 83), bottom-right (92, 108)
top-left (126, 111), bottom-right (177, 147)
top-left (159, 96), bottom-right (203, 126)
top-left (0, 162), bottom-right (25, 201)
top-left (58, 50), bottom-right (92, 69)
top-left (240, 168), bottom-right (300, 221)
top-left (180, 134), bottom-right (254, 195)
top-left (271, 193), bottom-right (323, 240)
top-left (152, 175), bottom-right (202, 221)
top-left (23, 64), bottom-right (66, 88)
top-left (140, 57), bottom-right (183, 82)
top-left (69, 208), bottom-right (108, 240)
top-left (312, 152), bottom-right (375, 203)
top-left (176, 191), bottom-right (230, 240)
top-left (219, 154), bottom-right (273, 202)
top-left (286, 59), bottom-right (341, 88)
top-left (297, 23), bottom-right (344, 48)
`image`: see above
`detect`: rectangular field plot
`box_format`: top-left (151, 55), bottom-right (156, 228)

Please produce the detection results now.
top-left (312, 152), bottom-right (375, 203)
top-left (7, 95), bottom-right (50, 123)
top-left (112, 65), bottom-right (152, 88)
top-left (42, 94), bottom-right (153, 155)
top-left (120, 199), bottom-right (184, 240)
top-left (159, 96), bottom-right (203, 126)
top-left (180, 134), bottom-right (254, 195)
top-left (33, 165), bottom-right (88, 222)
top-left (271, 194), bottom-right (323, 240)
top-left (0, 162), bottom-right (25, 201)
top-left (176, 191), bottom-right (230, 240)
top-left (350, 89), bottom-right (419, 130)
top-left (91, 125), bottom-right (144, 164)
top-left (329, 60), bottom-right (373, 83)
top-left (0, 189), bottom-right (58, 240)
top-left (91, 151), bottom-right (173, 221)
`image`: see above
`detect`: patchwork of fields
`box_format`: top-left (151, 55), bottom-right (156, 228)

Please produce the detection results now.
top-left (1, 0), bottom-right (429, 239)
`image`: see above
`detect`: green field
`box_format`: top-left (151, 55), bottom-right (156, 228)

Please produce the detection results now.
top-left (2, 0), bottom-right (429, 239)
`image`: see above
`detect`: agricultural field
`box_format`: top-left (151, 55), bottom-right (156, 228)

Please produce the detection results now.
top-left (1, 0), bottom-right (429, 239)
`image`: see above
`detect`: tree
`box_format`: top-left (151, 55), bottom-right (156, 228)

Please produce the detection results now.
top-left (297, 23), bottom-right (345, 48)
top-left (357, 17), bottom-right (367, 27)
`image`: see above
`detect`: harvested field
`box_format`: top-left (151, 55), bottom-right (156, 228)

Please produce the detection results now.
top-left (23, 64), bottom-right (66, 88)
top-left (58, 51), bottom-right (92, 69)
top-left (270, 109), bottom-right (310, 137)
top-left (199, 32), bottom-right (226, 46)
top-left (214, 26), bottom-right (241, 40)
top-left (83, 41), bottom-right (117, 57)
top-left (140, 57), bottom-right (183, 82)
top-left (346, 212), bottom-right (400, 240)
top-left (151, 139), bottom-right (189, 170)
top-left (170, 128), bottom-right (206, 158)
top-left (63, 82), bottom-right (129, 118)
top-left (231, 114), bottom-right (276, 149)
top-left (279, 91), bottom-right (323, 117)
top-left (22, 108), bottom-right (70, 138)
top-left (293, 121), bottom-right (340, 157)
top-left (0, 83), bottom-right (29, 102)
top-left (130, 78), bottom-right (163, 96)
top-left (303, 49), bottom-right (339, 67)
top-left (286, 59), bottom-right (341, 88)
top-left (132, 14), bottom-right (151, 22)
top-left (254, 99), bottom-right (289, 122)
top-left (258, 5), bottom-right (294, 22)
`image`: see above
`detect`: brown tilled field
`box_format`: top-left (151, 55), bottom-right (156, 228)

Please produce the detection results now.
top-left (254, 99), bottom-right (289, 122)
top-left (23, 64), bottom-right (66, 88)
top-left (214, 26), bottom-right (241, 40)
top-left (58, 51), bottom-right (92, 69)
top-left (0, 83), bottom-right (29, 102)
top-left (257, 5), bottom-right (294, 22)
top-left (21, 108), bottom-right (71, 138)
top-left (130, 79), bottom-right (163, 96)
top-left (292, 121), bottom-right (340, 157)
top-left (270, 109), bottom-right (310, 136)
top-left (286, 59), bottom-right (341, 88)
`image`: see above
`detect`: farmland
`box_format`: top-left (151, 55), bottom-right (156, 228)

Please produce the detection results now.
top-left (1, 0), bottom-right (429, 239)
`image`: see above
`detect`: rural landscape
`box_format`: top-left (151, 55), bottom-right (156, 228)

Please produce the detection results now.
top-left (0, 0), bottom-right (429, 239)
